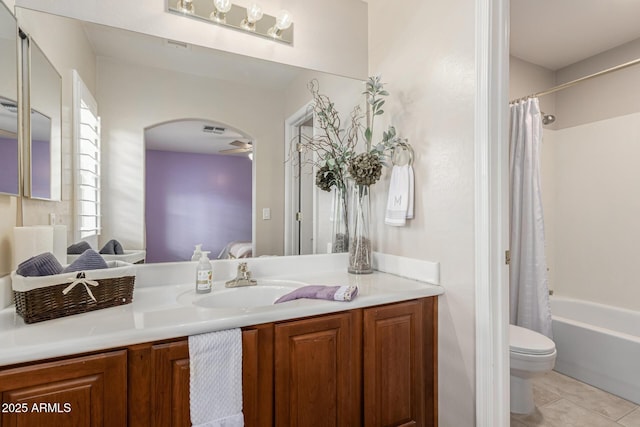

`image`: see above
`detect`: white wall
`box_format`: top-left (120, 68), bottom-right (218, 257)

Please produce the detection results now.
top-left (97, 57), bottom-right (285, 256)
top-left (15, 0), bottom-right (368, 80)
top-left (367, 0), bottom-right (476, 424)
top-left (551, 113), bottom-right (640, 310)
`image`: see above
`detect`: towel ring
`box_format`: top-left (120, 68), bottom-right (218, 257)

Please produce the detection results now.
top-left (391, 143), bottom-right (414, 166)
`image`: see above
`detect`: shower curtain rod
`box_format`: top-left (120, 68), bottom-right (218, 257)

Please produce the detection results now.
top-left (510, 57), bottom-right (640, 103)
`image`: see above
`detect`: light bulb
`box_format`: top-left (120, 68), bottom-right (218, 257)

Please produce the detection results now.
top-left (213, 0), bottom-right (232, 13)
top-left (268, 9), bottom-right (292, 38)
top-left (211, 0), bottom-right (232, 22)
top-left (240, 3), bottom-right (263, 30)
top-left (246, 3), bottom-right (263, 23)
top-left (275, 10), bottom-right (292, 30)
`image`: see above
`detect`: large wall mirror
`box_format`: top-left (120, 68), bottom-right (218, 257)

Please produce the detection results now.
top-left (23, 34), bottom-right (61, 201)
top-left (0, 2), bottom-right (19, 196)
top-left (14, 7), bottom-right (363, 262)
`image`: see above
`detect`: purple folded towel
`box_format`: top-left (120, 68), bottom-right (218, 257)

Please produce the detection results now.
top-left (63, 249), bottom-right (109, 273)
top-left (67, 241), bottom-right (92, 254)
top-left (274, 285), bottom-right (358, 304)
top-left (16, 252), bottom-right (64, 277)
top-left (100, 239), bottom-right (124, 255)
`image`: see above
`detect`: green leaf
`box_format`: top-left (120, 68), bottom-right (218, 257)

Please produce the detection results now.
top-left (376, 110), bottom-right (384, 116)
top-left (379, 90), bottom-right (389, 96)
top-left (364, 128), bottom-right (372, 143)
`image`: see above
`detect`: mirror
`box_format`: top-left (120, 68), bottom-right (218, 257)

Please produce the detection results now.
top-left (0, 2), bottom-right (19, 196)
top-left (25, 36), bottom-right (61, 201)
top-left (15, 8), bottom-right (363, 262)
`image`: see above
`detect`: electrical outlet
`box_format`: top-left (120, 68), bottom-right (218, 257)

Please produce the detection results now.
top-left (49, 213), bottom-right (56, 225)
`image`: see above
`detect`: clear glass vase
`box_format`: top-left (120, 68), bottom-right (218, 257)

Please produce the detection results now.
top-left (331, 183), bottom-right (349, 253)
top-left (348, 183), bottom-right (372, 274)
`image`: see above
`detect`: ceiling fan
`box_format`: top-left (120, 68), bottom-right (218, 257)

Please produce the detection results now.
top-left (219, 140), bottom-right (253, 155)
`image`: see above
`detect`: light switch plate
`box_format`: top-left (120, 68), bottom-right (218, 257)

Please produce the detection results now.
top-left (262, 208), bottom-right (271, 220)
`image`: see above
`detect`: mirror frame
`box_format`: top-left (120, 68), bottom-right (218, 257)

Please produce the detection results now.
top-left (0, 2), bottom-right (20, 197)
top-left (20, 29), bottom-right (62, 201)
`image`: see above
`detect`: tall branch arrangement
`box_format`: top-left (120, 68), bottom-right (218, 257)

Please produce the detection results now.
top-left (298, 76), bottom-right (406, 192)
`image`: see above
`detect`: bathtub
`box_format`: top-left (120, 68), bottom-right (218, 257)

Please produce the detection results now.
top-left (551, 296), bottom-right (640, 404)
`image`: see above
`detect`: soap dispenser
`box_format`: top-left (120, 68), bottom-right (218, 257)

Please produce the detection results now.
top-left (191, 244), bottom-right (203, 261)
top-left (196, 251), bottom-right (213, 294)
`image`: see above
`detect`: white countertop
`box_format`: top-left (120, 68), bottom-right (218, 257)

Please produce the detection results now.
top-left (0, 253), bottom-right (442, 366)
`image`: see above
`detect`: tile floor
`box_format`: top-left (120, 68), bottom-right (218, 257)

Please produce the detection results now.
top-left (511, 371), bottom-right (640, 427)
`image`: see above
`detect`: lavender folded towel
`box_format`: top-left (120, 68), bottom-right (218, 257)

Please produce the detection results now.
top-left (100, 239), bottom-right (124, 255)
top-left (67, 241), bottom-right (92, 254)
top-left (274, 285), bottom-right (358, 304)
top-left (16, 252), bottom-right (64, 277)
top-left (63, 249), bottom-right (109, 273)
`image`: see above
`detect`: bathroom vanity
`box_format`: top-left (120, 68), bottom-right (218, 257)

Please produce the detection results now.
top-left (0, 254), bottom-right (442, 427)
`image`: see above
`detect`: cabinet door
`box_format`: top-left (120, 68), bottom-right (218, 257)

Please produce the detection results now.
top-left (274, 311), bottom-right (362, 427)
top-left (363, 299), bottom-right (437, 427)
top-left (129, 326), bottom-right (274, 427)
top-left (0, 350), bottom-right (127, 427)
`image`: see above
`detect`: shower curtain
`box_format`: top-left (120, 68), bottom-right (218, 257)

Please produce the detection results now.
top-left (509, 97), bottom-right (553, 338)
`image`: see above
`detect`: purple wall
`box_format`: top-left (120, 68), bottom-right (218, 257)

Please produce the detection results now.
top-left (145, 150), bottom-right (252, 263)
top-left (31, 139), bottom-right (51, 199)
top-left (0, 137), bottom-right (18, 194)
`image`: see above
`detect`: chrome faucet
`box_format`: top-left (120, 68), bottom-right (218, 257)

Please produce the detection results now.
top-left (225, 262), bottom-right (257, 288)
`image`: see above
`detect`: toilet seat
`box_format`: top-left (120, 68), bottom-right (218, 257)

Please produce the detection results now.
top-left (509, 324), bottom-right (555, 355)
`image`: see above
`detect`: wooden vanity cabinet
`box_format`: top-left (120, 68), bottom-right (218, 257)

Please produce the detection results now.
top-left (0, 297), bottom-right (437, 427)
top-left (0, 350), bottom-right (127, 427)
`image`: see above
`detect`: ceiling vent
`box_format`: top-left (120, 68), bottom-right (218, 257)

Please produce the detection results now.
top-left (165, 39), bottom-right (191, 50)
top-left (203, 125), bottom-right (226, 134)
top-left (0, 101), bottom-right (18, 114)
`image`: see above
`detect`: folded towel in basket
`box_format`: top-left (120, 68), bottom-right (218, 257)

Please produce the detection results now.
top-left (63, 249), bottom-right (109, 273)
top-left (16, 252), bottom-right (64, 277)
top-left (274, 285), bottom-right (358, 304)
top-left (67, 241), bottom-right (92, 254)
top-left (100, 239), bottom-right (124, 255)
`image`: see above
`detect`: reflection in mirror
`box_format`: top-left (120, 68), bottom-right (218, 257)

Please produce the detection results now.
top-left (27, 38), bottom-right (61, 201)
top-left (29, 109), bottom-right (52, 199)
top-left (144, 119), bottom-right (253, 263)
top-left (21, 9), bottom-right (363, 261)
top-left (0, 3), bottom-right (19, 196)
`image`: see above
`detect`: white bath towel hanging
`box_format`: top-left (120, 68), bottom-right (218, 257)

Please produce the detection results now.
top-left (189, 329), bottom-right (244, 427)
top-left (385, 164), bottom-right (410, 226)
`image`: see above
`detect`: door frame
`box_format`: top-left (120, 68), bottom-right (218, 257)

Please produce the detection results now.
top-left (284, 102), bottom-right (317, 256)
top-left (475, 0), bottom-right (510, 426)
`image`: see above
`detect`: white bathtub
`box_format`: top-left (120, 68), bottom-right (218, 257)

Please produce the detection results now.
top-left (551, 296), bottom-right (640, 404)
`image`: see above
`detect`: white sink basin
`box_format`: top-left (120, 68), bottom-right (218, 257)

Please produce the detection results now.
top-left (176, 279), bottom-right (305, 309)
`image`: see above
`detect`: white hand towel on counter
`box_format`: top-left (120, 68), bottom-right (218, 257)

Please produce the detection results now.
top-left (189, 329), bottom-right (244, 427)
top-left (385, 164), bottom-right (412, 226)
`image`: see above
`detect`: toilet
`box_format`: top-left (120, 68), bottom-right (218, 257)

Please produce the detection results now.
top-left (509, 324), bottom-right (557, 414)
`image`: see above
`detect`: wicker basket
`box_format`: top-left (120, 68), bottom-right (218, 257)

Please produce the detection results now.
top-left (11, 261), bottom-right (136, 324)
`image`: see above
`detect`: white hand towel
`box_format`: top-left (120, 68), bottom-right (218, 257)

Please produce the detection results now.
top-left (407, 164), bottom-right (415, 219)
top-left (189, 329), bottom-right (244, 427)
top-left (385, 165), bottom-right (410, 226)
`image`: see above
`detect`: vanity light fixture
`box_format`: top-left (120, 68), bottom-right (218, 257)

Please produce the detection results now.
top-left (240, 3), bottom-right (264, 31)
top-left (268, 9), bottom-right (293, 39)
top-left (167, 0), bottom-right (294, 44)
